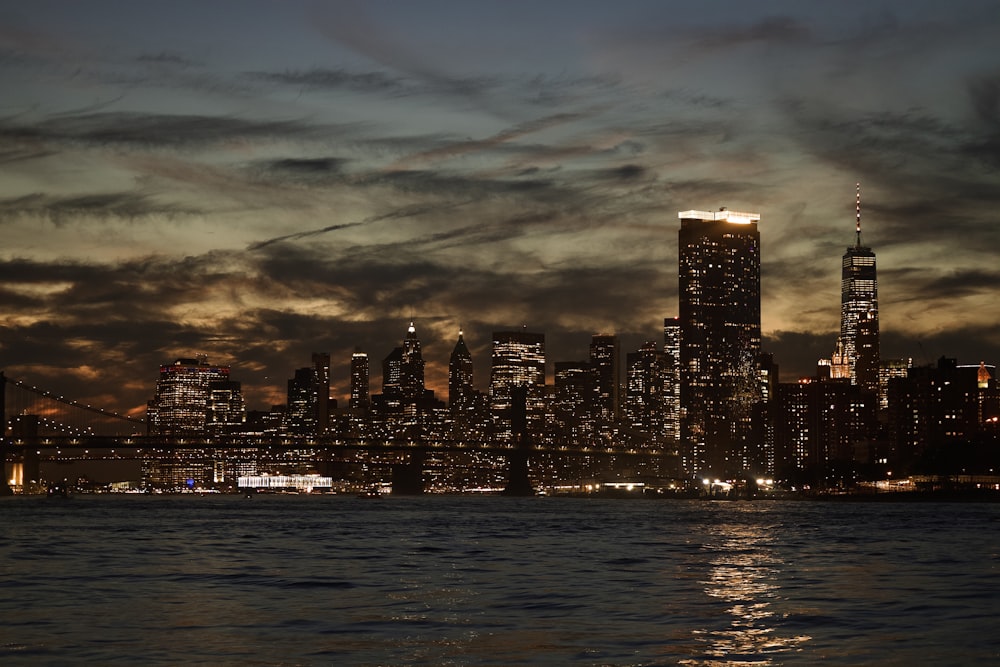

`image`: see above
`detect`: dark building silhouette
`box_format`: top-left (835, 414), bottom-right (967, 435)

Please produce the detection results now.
top-left (285, 366), bottom-right (319, 435)
top-left (678, 208), bottom-right (763, 479)
top-left (449, 329), bottom-right (474, 410)
top-left (773, 377), bottom-right (878, 486)
top-left (888, 358), bottom-right (998, 469)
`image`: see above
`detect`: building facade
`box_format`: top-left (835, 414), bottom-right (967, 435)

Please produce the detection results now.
top-left (490, 330), bottom-right (546, 440)
top-left (840, 184), bottom-right (880, 395)
top-left (678, 208), bottom-right (764, 479)
top-left (147, 357), bottom-right (232, 436)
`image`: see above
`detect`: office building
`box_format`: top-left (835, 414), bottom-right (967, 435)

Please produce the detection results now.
top-left (490, 330), bottom-right (546, 439)
top-left (350, 349), bottom-right (370, 410)
top-left (840, 184), bottom-right (880, 395)
top-left (400, 321), bottom-right (426, 400)
top-left (663, 318), bottom-right (681, 444)
top-left (449, 329), bottom-right (475, 411)
top-left (678, 208), bottom-right (763, 478)
top-left (147, 357), bottom-right (231, 435)
top-left (553, 360), bottom-right (597, 442)
top-left (624, 342), bottom-right (666, 445)
top-left (589, 334), bottom-right (619, 428)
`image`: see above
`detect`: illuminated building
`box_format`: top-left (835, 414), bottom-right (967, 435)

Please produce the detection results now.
top-left (284, 359), bottom-right (330, 435)
top-left (400, 321), bottom-right (426, 400)
top-left (663, 318), bottom-right (681, 443)
top-left (449, 329), bottom-right (474, 410)
top-left (840, 184), bottom-right (880, 395)
top-left (553, 360), bottom-right (597, 443)
top-left (206, 380), bottom-right (246, 435)
top-left (350, 349), bottom-right (370, 410)
top-left (147, 357), bottom-right (230, 435)
top-left (381, 347), bottom-right (403, 401)
top-left (678, 208), bottom-right (763, 478)
top-left (312, 352), bottom-right (330, 432)
top-left (237, 474), bottom-right (332, 492)
top-left (490, 330), bottom-right (545, 438)
top-left (624, 342), bottom-right (666, 445)
top-left (888, 358), bottom-right (996, 468)
top-left (773, 378), bottom-right (877, 485)
top-left (589, 334), bottom-right (619, 428)
top-left (879, 358), bottom-right (911, 411)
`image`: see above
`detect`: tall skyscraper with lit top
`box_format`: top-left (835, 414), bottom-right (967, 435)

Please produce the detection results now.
top-left (490, 330), bottom-right (545, 439)
top-left (678, 208), bottom-right (763, 479)
top-left (840, 184), bottom-right (880, 396)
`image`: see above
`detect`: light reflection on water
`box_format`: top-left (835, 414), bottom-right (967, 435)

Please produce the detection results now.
top-left (1, 496), bottom-right (998, 665)
top-left (682, 506), bottom-right (810, 666)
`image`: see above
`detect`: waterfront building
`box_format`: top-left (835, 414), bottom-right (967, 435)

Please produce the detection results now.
top-left (888, 358), bottom-right (998, 469)
top-left (490, 330), bottom-right (546, 439)
top-left (147, 357), bottom-right (231, 435)
top-left (773, 377), bottom-right (877, 485)
top-left (678, 208), bottom-right (763, 479)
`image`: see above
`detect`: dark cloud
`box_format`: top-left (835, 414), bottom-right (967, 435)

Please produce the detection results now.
top-left (0, 191), bottom-right (202, 222)
top-left (0, 112), bottom-right (328, 149)
top-left (246, 68), bottom-right (407, 94)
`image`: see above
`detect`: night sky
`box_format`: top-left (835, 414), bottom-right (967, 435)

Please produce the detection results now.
top-left (2, 0), bottom-right (998, 415)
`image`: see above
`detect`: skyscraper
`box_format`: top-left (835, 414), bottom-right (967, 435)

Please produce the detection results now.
top-left (553, 360), bottom-right (597, 442)
top-left (624, 341), bottom-right (666, 445)
top-left (400, 321), bottom-right (426, 400)
top-left (678, 208), bottom-right (763, 479)
top-left (589, 334), bottom-right (619, 428)
top-left (663, 318), bottom-right (681, 444)
top-left (490, 330), bottom-right (545, 439)
top-left (350, 349), bottom-right (370, 410)
top-left (449, 329), bottom-right (474, 410)
top-left (312, 352), bottom-right (330, 433)
top-left (840, 184), bottom-right (880, 396)
top-left (147, 357), bottom-right (231, 436)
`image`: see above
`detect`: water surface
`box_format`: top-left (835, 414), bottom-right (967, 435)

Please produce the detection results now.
top-left (2, 496), bottom-right (998, 665)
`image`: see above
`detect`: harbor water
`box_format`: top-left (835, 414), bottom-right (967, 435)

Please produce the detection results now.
top-left (2, 495), bottom-right (998, 665)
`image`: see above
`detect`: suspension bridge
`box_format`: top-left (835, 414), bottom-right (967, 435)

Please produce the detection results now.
top-left (1, 372), bottom-right (679, 494)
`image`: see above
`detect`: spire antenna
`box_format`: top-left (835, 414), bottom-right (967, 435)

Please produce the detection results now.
top-left (855, 182), bottom-right (862, 247)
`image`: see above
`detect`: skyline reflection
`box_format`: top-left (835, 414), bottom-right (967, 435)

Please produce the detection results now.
top-left (682, 507), bottom-right (811, 666)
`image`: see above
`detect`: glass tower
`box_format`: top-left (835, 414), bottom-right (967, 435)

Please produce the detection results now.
top-left (490, 330), bottom-right (545, 439)
top-left (678, 208), bottom-right (763, 479)
top-left (840, 184), bottom-right (880, 396)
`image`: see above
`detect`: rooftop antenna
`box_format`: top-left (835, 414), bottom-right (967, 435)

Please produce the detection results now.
top-left (855, 182), bottom-right (863, 248)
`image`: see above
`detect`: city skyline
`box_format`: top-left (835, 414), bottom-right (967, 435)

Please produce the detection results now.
top-left (2, 1), bottom-right (999, 414)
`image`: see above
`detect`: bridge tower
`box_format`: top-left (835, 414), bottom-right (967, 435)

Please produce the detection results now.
top-left (503, 385), bottom-right (535, 496)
